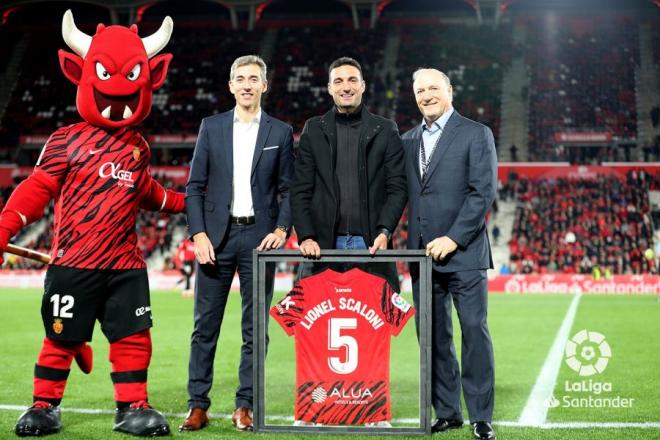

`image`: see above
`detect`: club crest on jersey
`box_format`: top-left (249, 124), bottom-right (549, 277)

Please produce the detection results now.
top-left (99, 162), bottom-right (135, 187)
top-left (391, 293), bottom-right (411, 312)
top-left (52, 319), bottom-right (63, 334)
top-left (132, 146), bottom-right (140, 161)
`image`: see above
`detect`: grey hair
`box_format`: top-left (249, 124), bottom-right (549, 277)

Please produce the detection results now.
top-left (412, 68), bottom-right (451, 87)
top-left (230, 55), bottom-right (267, 82)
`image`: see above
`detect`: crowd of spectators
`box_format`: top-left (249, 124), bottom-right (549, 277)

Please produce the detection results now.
top-left (506, 171), bottom-right (658, 275)
top-left (526, 17), bottom-right (639, 162)
top-left (3, 169), bottom-right (659, 277)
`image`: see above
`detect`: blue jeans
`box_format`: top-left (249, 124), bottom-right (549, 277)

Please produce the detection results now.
top-left (334, 235), bottom-right (367, 250)
top-left (296, 235), bottom-right (368, 282)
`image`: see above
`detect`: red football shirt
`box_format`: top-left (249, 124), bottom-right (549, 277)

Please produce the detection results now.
top-left (270, 268), bottom-right (414, 425)
top-left (35, 122), bottom-right (153, 269)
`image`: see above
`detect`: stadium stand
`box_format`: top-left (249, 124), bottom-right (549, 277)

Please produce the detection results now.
top-left (267, 23), bottom-right (387, 132)
top-left (0, 22), bottom-right (262, 141)
top-left (0, 2), bottom-right (657, 277)
top-left (526, 16), bottom-right (639, 162)
top-left (142, 23), bottom-right (263, 134)
top-left (507, 171), bottom-right (659, 275)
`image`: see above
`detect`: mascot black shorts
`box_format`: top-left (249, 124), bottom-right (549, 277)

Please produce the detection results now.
top-left (41, 265), bottom-right (152, 342)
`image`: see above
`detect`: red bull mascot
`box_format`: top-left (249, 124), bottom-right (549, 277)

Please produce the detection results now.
top-left (0, 10), bottom-right (184, 437)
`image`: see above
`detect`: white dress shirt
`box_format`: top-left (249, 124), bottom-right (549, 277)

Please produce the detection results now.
top-left (231, 109), bottom-right (261, 217)
top-left (420, 107), bottom-right (454, 176)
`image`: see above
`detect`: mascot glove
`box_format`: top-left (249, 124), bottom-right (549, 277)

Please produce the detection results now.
top-left (0, 210), bottom-right (25, 265)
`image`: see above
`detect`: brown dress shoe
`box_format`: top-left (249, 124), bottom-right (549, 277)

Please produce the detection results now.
top-left (231, 407), bottom-right (253, 431)
top-left (179, 407), bottom-right (209, 432)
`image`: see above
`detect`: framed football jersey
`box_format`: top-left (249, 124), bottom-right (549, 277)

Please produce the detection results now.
top-left (252, 250), bottom-right (432, 435)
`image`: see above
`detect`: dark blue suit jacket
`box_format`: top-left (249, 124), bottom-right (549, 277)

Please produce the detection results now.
top-left (402, 111), bottom-right (496, 272)
top-left (186, 109), bottom-right (294, 248)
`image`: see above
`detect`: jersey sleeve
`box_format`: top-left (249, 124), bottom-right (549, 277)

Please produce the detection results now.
top-left (380, 280), bottom-right (415, 336)
top-left (34, 126), bottom-right (71, 185)
top-left (269, 282), bottom-right (306, 336)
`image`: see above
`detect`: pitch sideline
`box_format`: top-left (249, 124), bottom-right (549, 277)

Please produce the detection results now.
top-left (518, 292), bottom-right (582, 426)
top-left (1, 404), bottom-right (659, 429)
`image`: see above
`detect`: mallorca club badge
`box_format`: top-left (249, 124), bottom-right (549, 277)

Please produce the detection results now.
top-left (132, 146), bottom-right (140, 161)
top-left (52, 319), bottom-right (63, 334)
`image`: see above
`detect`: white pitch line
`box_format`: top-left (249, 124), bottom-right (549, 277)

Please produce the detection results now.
top-left (2, 405), bottom-right (659, 429)
top-left (518, 292), bottom-right (582, 426)
top-left (496, 421), bottom-right (660, 429)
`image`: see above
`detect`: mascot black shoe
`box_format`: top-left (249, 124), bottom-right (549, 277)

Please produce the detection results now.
top-left (15, 401), bottom-right (62, 437)
top-left (113, 401), bottom-right (170, 437)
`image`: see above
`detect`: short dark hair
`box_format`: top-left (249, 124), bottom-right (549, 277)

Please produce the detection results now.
top-left (328, 57), bottom-right (363, 80)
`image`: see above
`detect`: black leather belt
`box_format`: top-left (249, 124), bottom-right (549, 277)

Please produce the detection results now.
top-left (230, 216), bottom-right (255, 225)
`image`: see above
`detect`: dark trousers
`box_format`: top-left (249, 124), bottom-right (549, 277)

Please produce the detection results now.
top-left (412, 268), bottom-right (495, 422)
top-left (187, 223), bottom-right (273, 410)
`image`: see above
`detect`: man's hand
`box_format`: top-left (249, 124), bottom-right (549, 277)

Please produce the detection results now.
top-left (193, 232), bottom-right (216, 265)
top-left (299, 238), bottom-right (321, 259)
top-left (369, 233), bottom-right (389, 255)
top-left (257, 228), bottom-right (286, 251)
top-left (426, 236), bottom-right (458, 261)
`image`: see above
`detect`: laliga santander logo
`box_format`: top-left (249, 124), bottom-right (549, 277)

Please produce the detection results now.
top-left (565, 329), bottom-right (611, 377)
top-left (504, 278), bottom-right (522, 293)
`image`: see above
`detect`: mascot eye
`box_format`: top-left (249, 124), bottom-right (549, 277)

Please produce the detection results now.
top-left (95, 62), bottom-right (110, 81)
top-left (127, 64), bottom-right (141, 81)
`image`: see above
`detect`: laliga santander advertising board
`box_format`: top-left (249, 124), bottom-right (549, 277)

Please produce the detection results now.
top-left (488, 274), bottom-right (660, 295)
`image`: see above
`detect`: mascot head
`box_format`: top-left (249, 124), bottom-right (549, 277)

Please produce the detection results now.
top-left (58, 10), bottom-right (173, 129)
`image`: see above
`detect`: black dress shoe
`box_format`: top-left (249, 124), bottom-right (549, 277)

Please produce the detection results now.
top-left (431, 418), bottom-right (464, 432)
top-left (472, 421), bottom-right (496, 439)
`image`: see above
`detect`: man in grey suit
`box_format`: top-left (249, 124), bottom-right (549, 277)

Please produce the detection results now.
top-left (402, 68), bottom-right (497, 440)
top-left (181, 55), bottom-right (294, 432)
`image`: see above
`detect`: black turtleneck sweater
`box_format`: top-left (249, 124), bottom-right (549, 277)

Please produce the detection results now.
top-left (335, 106), bottom-right (363, 236)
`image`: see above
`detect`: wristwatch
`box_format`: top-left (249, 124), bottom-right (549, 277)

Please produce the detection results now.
top-left (276, 225), bottom-right (289, 235)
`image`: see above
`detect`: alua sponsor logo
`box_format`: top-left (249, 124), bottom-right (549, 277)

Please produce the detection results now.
top-left (329, 387), bottom-right (373, 399)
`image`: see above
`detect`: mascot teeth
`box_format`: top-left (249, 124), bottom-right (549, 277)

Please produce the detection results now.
top-left (101, 106), bottom-right (111, 119)
top-left (123, 106), bottom-right (133, 119)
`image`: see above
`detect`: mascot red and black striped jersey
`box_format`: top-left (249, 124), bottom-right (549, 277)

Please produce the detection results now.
top-left (0, 10), bottom-right (184, 267)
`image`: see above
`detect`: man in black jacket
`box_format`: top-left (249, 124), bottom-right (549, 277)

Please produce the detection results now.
top-left (291, 57), bottom-right (406, 287)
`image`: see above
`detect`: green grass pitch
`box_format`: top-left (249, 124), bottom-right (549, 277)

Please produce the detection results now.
top-left (0, 288), bottom-right (659, 439)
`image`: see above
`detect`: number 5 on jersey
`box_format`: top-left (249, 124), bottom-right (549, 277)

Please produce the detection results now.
top-left (328, 318), bottom-right (358, 374)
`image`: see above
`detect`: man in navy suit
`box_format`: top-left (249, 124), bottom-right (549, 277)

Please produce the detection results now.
top-left (402, 68), bottom-right (497, 440)
top-left (181, 55), bottom-right (294, 432)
